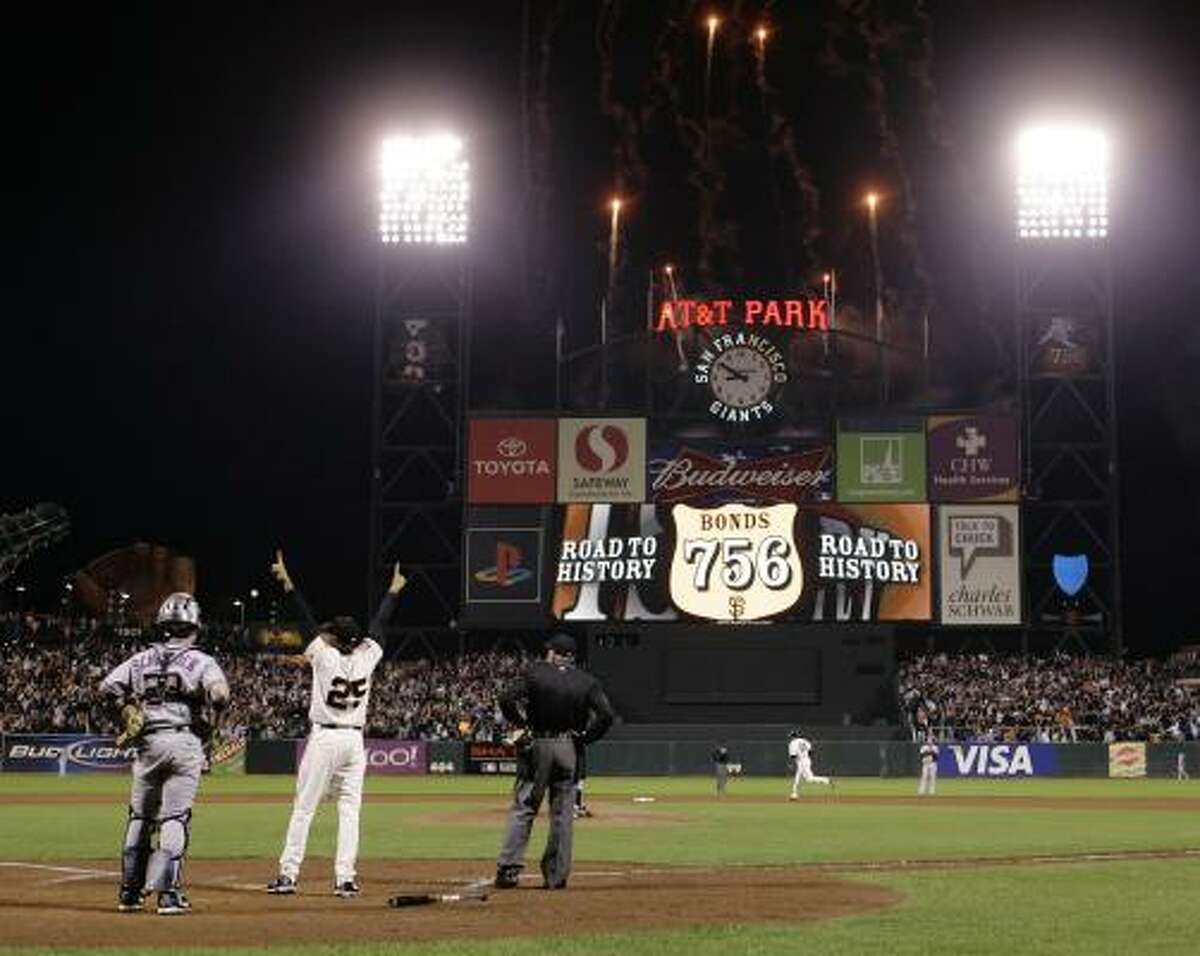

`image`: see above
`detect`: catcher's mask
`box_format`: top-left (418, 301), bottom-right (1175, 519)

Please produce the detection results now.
top-left (322, 616), bottom-right (364, 653)
top-left (156, 592), bottom-right (201, 645)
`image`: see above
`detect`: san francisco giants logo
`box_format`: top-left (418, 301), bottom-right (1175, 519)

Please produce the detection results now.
top-left (728, 595), bottom-right (746, 621)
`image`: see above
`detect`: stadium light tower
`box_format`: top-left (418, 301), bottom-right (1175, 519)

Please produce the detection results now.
top-left (378, 134), bottom-right (470, 245)
top-left (1013, 122), bottom-right (1121, 655)
top-left (1016, 126), bottom-right (1108, 241)
top-left (369, 131), bottom-right (473, 654)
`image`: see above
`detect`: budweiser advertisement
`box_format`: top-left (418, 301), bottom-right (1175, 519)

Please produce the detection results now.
top-left (550, 501), bottom-right (931, 623)
top-left (647, 441), bottom-right (833, 505)
top-left (467, 419), bottom-right (556, 504)
top-left (927, 415), bottom-right (1019, 503)
top-left (557, 418), bottom-right (647, 503)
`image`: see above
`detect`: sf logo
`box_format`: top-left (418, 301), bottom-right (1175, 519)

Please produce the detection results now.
top-left (728, 595), bottom-right (746, 621)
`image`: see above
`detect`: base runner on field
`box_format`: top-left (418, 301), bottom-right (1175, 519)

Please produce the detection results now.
top-left (788, 729), bottom-right (834, 799)
top-left (265, 551), bottom-right (405, 898)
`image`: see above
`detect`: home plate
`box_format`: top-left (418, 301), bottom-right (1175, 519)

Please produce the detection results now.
top-left (632, 796), bottom-right (656, 803)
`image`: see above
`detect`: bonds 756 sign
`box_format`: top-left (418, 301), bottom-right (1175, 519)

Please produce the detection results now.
top-left (669, 503), bottom-right (803, 622)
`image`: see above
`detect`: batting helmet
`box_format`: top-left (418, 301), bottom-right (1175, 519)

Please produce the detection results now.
top-left (789, 728), bottom-right (803, 739)
top-left (322, 616), bottom-right (364, 654)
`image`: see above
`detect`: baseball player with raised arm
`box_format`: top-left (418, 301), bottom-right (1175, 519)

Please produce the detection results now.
top-left (918, 734), bottom-right (940, 795)
top-left (101, 593), bottom-right (229, 915)
top-left (265, 551), bottom-right (405, 898)
top-left (788, 729), bottom-right (833, 799)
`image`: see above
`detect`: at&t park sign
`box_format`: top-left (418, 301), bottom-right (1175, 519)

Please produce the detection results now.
top-left (654, 297), bottom-right (830, 332)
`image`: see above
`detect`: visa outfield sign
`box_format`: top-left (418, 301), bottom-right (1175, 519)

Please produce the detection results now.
top-left (937, 743), bottom-right (1059, 777)
top-left (1, 734), bottom-right (137, 773)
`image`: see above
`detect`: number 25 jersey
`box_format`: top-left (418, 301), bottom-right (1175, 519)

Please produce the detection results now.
top-left (305, 637), bottom-right (384, 727)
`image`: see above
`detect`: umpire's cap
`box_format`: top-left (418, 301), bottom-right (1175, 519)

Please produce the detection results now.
top-left (545, 632), bottom-right (577, 655)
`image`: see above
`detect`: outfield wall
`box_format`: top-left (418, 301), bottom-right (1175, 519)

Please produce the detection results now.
top-left (232, 737), bottom-right (1200, 779)
top-left (4, 734), bottom-right (1196, 779)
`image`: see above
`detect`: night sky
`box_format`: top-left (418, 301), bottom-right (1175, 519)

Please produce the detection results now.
top-left (6, 1), bottom-right (1200, 654)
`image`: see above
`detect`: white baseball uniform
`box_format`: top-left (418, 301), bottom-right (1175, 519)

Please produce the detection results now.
top-left (788, 736), bottom-right (831, 797)
top-left (919, 742), bottom-right (940, 795)
top-left (277, 634), bottom-right (384, 885)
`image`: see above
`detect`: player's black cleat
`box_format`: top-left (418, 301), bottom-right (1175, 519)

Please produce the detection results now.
top-left (494, 865), bottom-right (521, 889)
top-left (117, 888), bottom-right (144, 913)
top-left (334, 880), bottom-right (360, 898)
top-left (156, 890), bottom-right (189, 915)
top-left (266, 874), bottom-right (297, 894)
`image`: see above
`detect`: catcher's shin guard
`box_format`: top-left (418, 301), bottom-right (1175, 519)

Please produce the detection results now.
top-left (145, 810), bottom-right (192, 891)
top-left (121, 808), bottom-right (153, 893)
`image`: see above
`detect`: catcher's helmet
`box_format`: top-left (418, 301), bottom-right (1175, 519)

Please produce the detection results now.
top-left (789, 728), bottom-right (803, 739)
top-left (157, 592), bottom-right (200, 627)
top-left (322, 616), bottom-right (364, 654)
top-left (156, 592), bottom-right (201, 643)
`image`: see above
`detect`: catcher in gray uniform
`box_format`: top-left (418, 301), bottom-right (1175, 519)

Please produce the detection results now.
top-left (100, 593), bottom-right (229, 915)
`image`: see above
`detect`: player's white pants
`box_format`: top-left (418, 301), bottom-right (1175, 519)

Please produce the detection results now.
top-left (919, 763), bottom-right (938, 795)
top-left (791, 761), bottom-right (831, 795)
top-left (279, 727), bottom-right (366, 884)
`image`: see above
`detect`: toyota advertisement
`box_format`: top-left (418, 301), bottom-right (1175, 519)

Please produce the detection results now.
top-left (467, 418), bottom-right (557, 503)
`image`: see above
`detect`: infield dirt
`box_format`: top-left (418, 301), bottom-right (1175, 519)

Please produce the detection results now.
top-left (0, 858), bottom-right (898, 948)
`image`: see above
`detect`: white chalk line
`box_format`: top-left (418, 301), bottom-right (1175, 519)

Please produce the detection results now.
top-left (6, 848), bottom-right (1197, 893)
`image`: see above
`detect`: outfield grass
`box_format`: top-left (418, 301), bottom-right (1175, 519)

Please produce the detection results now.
top-left (2, 775), bottom-right (1198, 955)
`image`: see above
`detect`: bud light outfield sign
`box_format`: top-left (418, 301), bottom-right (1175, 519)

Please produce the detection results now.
top-left (1, 734), bottom-right (137, 773)
top-left (937, 743), bottom-right (1059, 777)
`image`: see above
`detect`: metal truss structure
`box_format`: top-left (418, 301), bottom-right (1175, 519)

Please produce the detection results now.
top-left (1016, 242), bottom-right (1122, 654)
top-left (368, 249), bottom-right (471, 647)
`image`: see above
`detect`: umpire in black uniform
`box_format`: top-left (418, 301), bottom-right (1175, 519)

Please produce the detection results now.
top-left (494, 632), bottom-right (616, 890)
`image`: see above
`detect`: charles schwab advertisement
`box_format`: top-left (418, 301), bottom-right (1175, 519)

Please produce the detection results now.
top-left (937, 505), bottom-right (1022, 626)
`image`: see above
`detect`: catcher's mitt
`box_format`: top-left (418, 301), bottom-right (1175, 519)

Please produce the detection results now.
top-left (115, 704), bottom-right (145, 747)
top-left (504, 728), bottom-right (533, 753)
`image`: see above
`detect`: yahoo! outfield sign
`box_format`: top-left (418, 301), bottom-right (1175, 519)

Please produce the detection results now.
top-left (296, 738), bottom-right (428, 775)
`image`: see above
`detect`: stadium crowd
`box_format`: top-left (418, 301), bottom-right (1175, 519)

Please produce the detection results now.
top-left (899, 651), bottom-right (1200, 743)
top-left (0, 613), bottom-right (528, 742)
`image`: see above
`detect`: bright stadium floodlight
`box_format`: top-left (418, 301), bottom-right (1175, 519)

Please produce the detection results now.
top-left (378, 133), bottom-right (470, 245)
top-left (1016, 125), bottom-right (1109, 241)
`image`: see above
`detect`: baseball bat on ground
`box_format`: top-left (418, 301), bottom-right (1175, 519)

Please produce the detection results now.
top-left (388, 890), bottom-right (489, 907)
